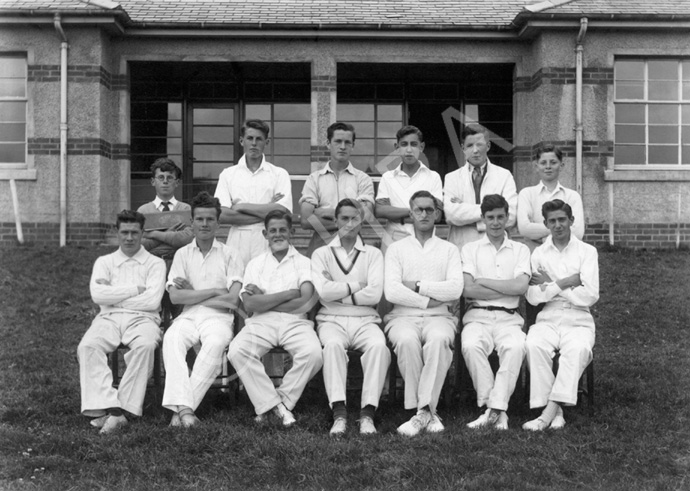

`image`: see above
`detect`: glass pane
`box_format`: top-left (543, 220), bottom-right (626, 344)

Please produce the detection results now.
top-left (337, 104), bottom-right (374, 121)
top-left (194, 144), bottom-right (233, 161)
top-left (168, 103), bottom-right (182, 120)
top-left (194, 108), bottom-right (233, 126)
top-left (274, 121), bottom-right (310, 138)
top-left (615, 104), bottom-right (645, 124)
top-left (378, 105), bottom-right (402, 121)
top-left (377, 122), bottom-right (399, 139)
top-left (193, 162), bottom-right (229, 180)
top-left (649, 81), bottom-right (678, 101)
top-left (245, 104), bottom-right (271, 121)
top-left (683, 145), bottom-right (690, 165)
top-left (615, 144), bottom-right (645, 165)
top-left (683, 83), bottom-right (690, 101)
top-left (0, 57), bottom-right (26, 78)
top-left (352, 139), bottom-right (374, 156)
top-left (464, 104), bottom-right (479, 123)
top-left (0, 101), bottom-right (26, 122)
top-left (615, 80), bottom-right (644, 100)
top-left (615, 60), bottom-right (644, 80)
top-left (273, 156), bottom-right (310, 174)
top-left (350, 156), bottom-right (377, 173)
top-left (167, 138), bottom-right (181, 155)
top-left (273, 139), bottom-right (310, 155)
top-left (0, 79), bottom-right (25, 98)
top-left (649, 125), bottom-right (678, 144)
top-left (351, 122), bottom-right (374, 139)
top-left (615, 124), bottom-right (645, 144)
top-left (0, 122), bottom-right (25, 142)
top-left (683, 105), bottom-right (690, 123)
top-left (648, 60), bottom-right (677, 80)
top-left (167, 121), bottom-right (182, 137)
top-left (0, 143), bottom-right (25, 162)
top-left (649, 104), bottom-right (678, 125)
top-left (684, 62), bottom-right (690, 80)
top-left (193, 126), bottom-right (234, 143)
top-left (376, 139), bottom-right (397, 158)
top-left (682, 126), bottom-right (690, 144)
top-left (274, 103), bottom-right (310, 121)
top-left (648, 145), bottom-right (678, 164)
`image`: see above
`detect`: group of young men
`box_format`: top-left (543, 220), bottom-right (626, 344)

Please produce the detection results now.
top-left (77, 119), bottom-right (599, 438)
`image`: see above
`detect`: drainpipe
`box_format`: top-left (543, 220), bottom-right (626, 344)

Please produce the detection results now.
top-left (54, 14), bottom-right (68, 247)
top-left (575, 17), bottom-right (587, 197)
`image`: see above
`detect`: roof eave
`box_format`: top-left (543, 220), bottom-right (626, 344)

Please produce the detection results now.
top-left (515, 13), bottom-right (690, 38)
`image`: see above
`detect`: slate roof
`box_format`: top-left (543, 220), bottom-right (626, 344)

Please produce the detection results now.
top-left (2, 0), bottom-right (690, 29)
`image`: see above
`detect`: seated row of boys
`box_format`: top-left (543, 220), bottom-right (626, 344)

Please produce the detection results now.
top-left (78, 189), bottom-right (598, 437)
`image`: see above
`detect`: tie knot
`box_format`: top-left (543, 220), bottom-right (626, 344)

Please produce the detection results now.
top-left (473, 167), bottom-right (482, 178)
top-left (161, 201), bottom-right (170, 211)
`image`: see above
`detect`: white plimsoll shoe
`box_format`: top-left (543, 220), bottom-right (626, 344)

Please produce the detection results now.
top-left (550, 406), bottom-right (566, 429)
top-left (99, 414), bottom-right (128, 435)
top-left (397, 409), bottom-right (432, 437)
top-left (180, 413), bottom-right (201, 428)
top-left (169, 413), bottom-right (181, 427)
top-left (493, 411), bottom-right (509, 431)
top-left (273, 403), bottom-right (296, 427)
top-left (467, 408), bottom-right (498, 429)
top-left (330, 418), bottom-right (347, 436)
top-left (427, 413), bottom-right (445, 433)
top-left (359, 416), bottom-right (377, 435)
top-left (522, 417), bottom-right (550, 432)
top-left (89, 415), bottom-right (109, 429)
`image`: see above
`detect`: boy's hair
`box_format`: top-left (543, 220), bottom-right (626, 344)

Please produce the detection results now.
top-left (150, 157), bottom-right (182, 179)
top-left (396, 125), bottom-right (424, 143)
top-left (408, 190), bottom-right (439, 209)
top-left (264, 209), bottom-right (293, 229)
top-left (536, 144), bottom-right (563, 162)
top-left (116, 209), bottom-right (145, 230)
top-left (480, 194), bottom-right (509, 216)
top-left (327, 122), bottom-right (356, 143)
top-left (191, 191), bottom-right (221, 219)
top-left (241, 119), bottom-right (270, 138)
top-left (542, 199), bottom-right (573, 220)
top-left (462, 124), bottom-right (490, 144)
top-left (335, 198), bottom-right (362, 219)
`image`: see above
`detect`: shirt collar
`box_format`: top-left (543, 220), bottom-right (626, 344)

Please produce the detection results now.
top-left (330, 234), bottom-right (366, 252)
top-left (238, 154), bottom-right (269, 172)
top-left (538, 181), bottom-right (566, 194)
top-left (114, 246), bottom-right (148, 266)
top-left (465, 160), bottom-right (489, 175)
top-left (478, 232), bottom-right (513, 251)
top-left (269, 245), bottom-right (300, 264)
top-left (543, 233), bottom-right (578, 252)
top-left (153, 196), bottom-right (179, 209)
top-left (191, 238), bottom-right (222, 252)
top-left (320, 162), bottom-right (356, 175)
top-left (392, 162), bottom-right (429, 178)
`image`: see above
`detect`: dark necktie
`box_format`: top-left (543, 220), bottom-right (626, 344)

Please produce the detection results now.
top-left (472, 167), bottom-right (483, 204)
top-left (161, 201), bottom-right (170, 212)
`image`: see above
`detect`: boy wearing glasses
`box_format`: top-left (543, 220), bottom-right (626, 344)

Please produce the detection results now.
top-left (375, 126), bottom-right (443, 253)
top-left (138, 158), bottom-right (193, 259)
top-left (384, 190), bottom-right (463, 436)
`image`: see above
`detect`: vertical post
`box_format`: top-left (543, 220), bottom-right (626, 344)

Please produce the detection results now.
top-left (10, 179), bottom-right (24, 244)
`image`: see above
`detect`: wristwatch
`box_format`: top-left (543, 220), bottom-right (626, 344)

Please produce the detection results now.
top-left (414, 281), bottom-right (421, 293)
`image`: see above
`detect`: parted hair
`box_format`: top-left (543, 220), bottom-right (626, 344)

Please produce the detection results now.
top-left (241, 119), bottom-right (270, 138)
top-left (537, 144), bottom-right (563, 162)
top-left (462, 124), bottom-right (489, 144)
top-left (480, 194), bottom-right (509, 216)
top-left (116, 209), bottom-right (145, 230)
top-left (264, 209), bottom-right (293, 229)
top-left (327, 122), bottom-right (356, 143)
top-left (335, 198), bottom-right (363, 219)
top-left (409, 190), bottom-right (439, 210)
top-left (150, 158), bottom-right (182, 179)
top-left (396, 125), bottom-right (424, 143)
top-left (542, 199), bottom-right (573, 220)
top-left (191, 191), bottom-right (221, 219)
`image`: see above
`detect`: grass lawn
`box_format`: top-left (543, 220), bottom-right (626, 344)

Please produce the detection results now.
top-left (1, 245), bottom-right (689, 490)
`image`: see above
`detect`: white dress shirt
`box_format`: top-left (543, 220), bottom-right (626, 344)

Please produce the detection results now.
top-left (300, 162), bottom-right (374, 209)
top-left (526, 235), bottom-right (599, 309)
top-left (443, 160), bottom-right (517, 250)
top-left (461, 234), bottom-right (531, 310)
top-left (517, 181), bottom-right (585, 243)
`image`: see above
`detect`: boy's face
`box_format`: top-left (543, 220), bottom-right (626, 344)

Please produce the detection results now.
top-left (151, 168), bottom-right (179, 200)
top-left (118, 222), bottom-right (143, 257)
top-left (335, 205), bottom-right (362, 240)
top-left (240, 128), bottom-right (269, 159)
top-left (396, 133), bottom-right (425, 166)
top-left (482, 207), bottom-right (508, 240)
top-left (328, 130), bottom-right (355, 164)
top-left (191, 207), bottom-right (219, 242)
top-left (536, 152), bottom-right (563, 183)
top-left (263, 218), bottom-right (292, 253)
top-left (544, 209), bottom-right (574, 242)
top-left (463, 133), bottom-right (490, 168)
top-left (409, 196), bottom-right (438, 233)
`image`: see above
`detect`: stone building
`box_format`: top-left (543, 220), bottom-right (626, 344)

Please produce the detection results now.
top-left (1, 0), bottom-right (689, 248)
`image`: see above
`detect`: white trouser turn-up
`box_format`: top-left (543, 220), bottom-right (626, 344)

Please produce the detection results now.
top-left (78, 312), bottom-right (161, 417)
top-left (525, 304), bottom-right (595, 408)
top-left (317, 314), bottom-right (391, 409)
top-left (461, 309), bottom-right (526, 411)
top-left (162, 308), bottom-right (234, 412)
top-left (385, 315), bottom-right (456, 413)
top-left (227, 312), bottom-right (323, 415)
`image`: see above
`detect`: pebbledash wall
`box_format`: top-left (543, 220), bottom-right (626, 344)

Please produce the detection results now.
top-left (1, 20), bottom-right (690, 248)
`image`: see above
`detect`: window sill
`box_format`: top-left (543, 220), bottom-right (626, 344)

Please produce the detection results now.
top-left (0, 168), bottom-right (37, 180)
top-left (605, 169), bottom-right (690, 182)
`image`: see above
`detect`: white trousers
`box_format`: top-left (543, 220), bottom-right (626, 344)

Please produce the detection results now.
top-left (525, 305), bottom-right (595, 408)
top-left (227, 313), bottom-right (323, 415)
top-left (78, 312), bottom-right (161, 417)
top-left (317, 314), bottom-right (391, 409)
top-left (461, 309), bottom-right (526, 411)
top-left (226, 226), bottom-right (268, 271)
top-left (162, 308), bottom-right (234, 412)
top-left (385, 315), bottom-right (456, 413)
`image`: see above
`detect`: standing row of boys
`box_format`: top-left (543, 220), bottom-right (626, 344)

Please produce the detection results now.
top-left (77, 119), bottom-right (598, 437)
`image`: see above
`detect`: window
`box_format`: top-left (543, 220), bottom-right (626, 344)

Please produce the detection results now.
top-left (614, 58), bottom-right (690, 167)
top-left (0, 54), bottom-right (27, 167)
